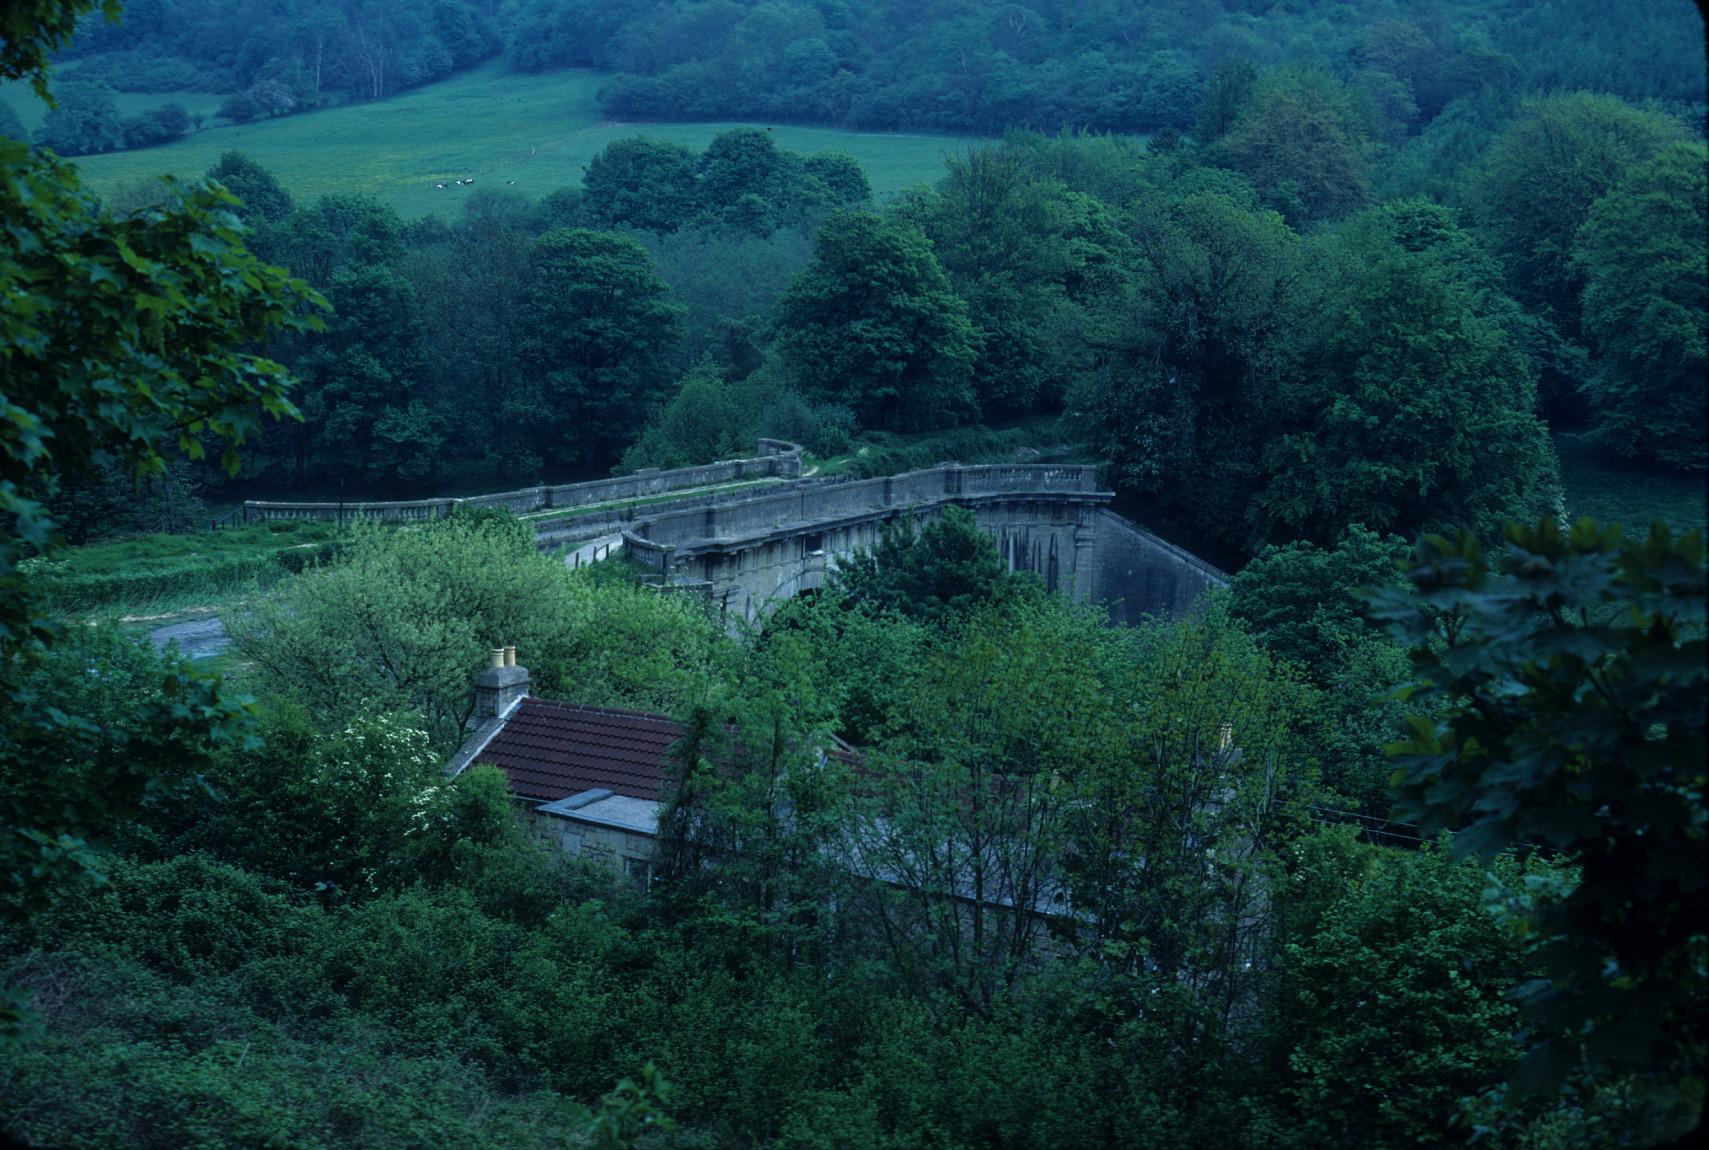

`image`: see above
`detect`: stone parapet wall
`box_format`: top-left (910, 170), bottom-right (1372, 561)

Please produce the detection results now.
top-left (237, 448), bottom-right (1223, 630)
top-left (241, 441), bottom-right (804, 524)
top-left (617, 462), bottom-right (1113, 625)
top-left (623, 463), bottom-right (1105, 557)
top-left (530, 477), bottom-right (851, 550)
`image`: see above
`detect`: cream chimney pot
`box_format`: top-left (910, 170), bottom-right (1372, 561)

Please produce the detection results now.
top-left (474, 647), bottom-right (530, 720)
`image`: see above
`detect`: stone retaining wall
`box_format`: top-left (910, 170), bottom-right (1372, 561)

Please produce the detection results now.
top-left (241, 441), bottom-right (804, 524)
top-left (1086, 509), bottom-right (1228, 624)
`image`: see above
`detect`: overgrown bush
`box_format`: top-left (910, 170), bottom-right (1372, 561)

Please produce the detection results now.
top-left (120, 101), bottom-right (189, 148)
top-left (845, 423), bottom-right (1066, 478)
top-left (756, 390), bottom-right (855, 459)
top-left (228, 514), bottom-right (728, 747)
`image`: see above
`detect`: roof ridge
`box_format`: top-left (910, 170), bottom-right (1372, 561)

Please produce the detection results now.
top-left (520, 697), bottom-right (683, 725)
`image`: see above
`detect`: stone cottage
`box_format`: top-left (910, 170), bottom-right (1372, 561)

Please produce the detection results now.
top-left (447, 647), bottom-right (857, 883)
top-left (448, 648), bottom-right (679, 882)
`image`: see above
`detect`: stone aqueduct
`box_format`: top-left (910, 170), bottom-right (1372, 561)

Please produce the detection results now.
top-left (243, 441), bottom-right (1226, 625)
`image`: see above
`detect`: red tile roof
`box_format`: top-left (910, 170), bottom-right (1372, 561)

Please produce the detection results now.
top-left (475, 699), bottom-right (684, 803)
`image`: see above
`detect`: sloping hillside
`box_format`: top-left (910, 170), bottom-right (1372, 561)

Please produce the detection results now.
top-left (60, 63), bottom-right (981, 216)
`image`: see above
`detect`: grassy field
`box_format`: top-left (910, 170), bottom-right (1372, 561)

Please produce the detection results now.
top-left (25, 520), bottom-right (341, 616)
top-left (43, 63), bottom-right (979, 218)
top-left (0, 78), bottom-right (227, 134)
top-left (1556, 433), bottom-right (1707, 538)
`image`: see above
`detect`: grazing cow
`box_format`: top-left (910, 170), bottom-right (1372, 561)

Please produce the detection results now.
top-left (506, 179), bottom-right (517, 186)
top-left (434, 182), bottom-right (448, 189)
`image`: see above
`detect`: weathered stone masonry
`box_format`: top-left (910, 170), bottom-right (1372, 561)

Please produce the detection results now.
top-left (240, 441), bottom-right (1227, 623)
top-left (241, 438), bottom-right (804, 523)
top-left (621, 461), bottom-right (1227, 625)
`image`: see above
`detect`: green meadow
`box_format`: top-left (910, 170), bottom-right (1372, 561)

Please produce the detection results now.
top-left (0, 79), bottom-right (227, 132)
top-left (39, 63), bottom-right (980, 217)
top-left (24, 520), bottom-right (341, 615)
top-left (1556, 433), bottom-right (1707, 539)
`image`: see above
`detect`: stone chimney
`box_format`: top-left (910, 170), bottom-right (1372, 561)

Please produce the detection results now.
top-left (474, 645), bottom-right (530, 719)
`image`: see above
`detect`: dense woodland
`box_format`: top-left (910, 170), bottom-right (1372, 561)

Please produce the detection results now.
top-left (13, 0), bottom-right (1707, 146)
top-left (1, 1), bottom-right (1705, 1148)
top-left (42, 70), bottom-right (1709, 564)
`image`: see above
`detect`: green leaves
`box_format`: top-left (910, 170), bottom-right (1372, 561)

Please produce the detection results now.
top-left (0, 0), bottom-right (119, 101)
top-left (1264, 834), bottom-right (1538, 1147)
top-left (585, 137), bottom-right (699, 235)
top-left (1215, 67), bottom-right (1372, 223)
top-left (1, 625), bottom-right (256, 924)
top-left (1375, 516), bottom-right (1707, 1119)
top-left (776, 210), bottom-right (981, 433)
top-left (1474, 93), bottom-right (1685, 342)
top-left (2, 121), bottom-right (317, 920)
top-left (588, 1063), bottom-right (675, 1150)
top-left (831, 506), bottom-right (1037, 628)
top-left (1573, 141), bottom-right (1709, 472)
top-left (1254, 221), bottom-right (1559, 549)
top-left (519, 227), bottom-right (680, 467)
top-left (229, 515), bottom-right (726, 749)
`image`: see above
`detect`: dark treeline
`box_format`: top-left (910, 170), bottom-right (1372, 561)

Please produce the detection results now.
top-left (19, 0), bottom-right (500, 153)
top-left (62, 0), bottom-right (501, 101)
top-left (157, 60), bottom-right (1703, 567)
top-left (49, 1), bottom-right (1709, 134)
top-left (202, 129), bottom-right (869, 493)
top-left (521, 0), bottom-right (1707, 134)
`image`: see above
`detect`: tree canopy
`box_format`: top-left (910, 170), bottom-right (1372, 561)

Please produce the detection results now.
top-left (520, 227), bottom-right (680, 467)
top-left (1372, 519), bottom-right (1706, 1136)
top-left (831, 505), bottom-right (1038, 626)
top-left (1254, 231), bottom-right (1559, 545)
top-left (0, 0), bottom-right (319, 927)
top-left (1474, 93), bottom-right (1686, 344)
top-left (1573, 142), bottom-right (1708, 472)
top-left (775, 210), bottom-right (981, 432)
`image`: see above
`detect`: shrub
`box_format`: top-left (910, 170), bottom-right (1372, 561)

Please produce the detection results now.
top-left (757, 390), bottom-right (855, 458)
top-left (34, 80), bottom-right (124, 155)
top-left (121, 102), bottom-right (191, 149)
top-left (227, 516), bottom-right (727, 747)
top-left (216, 90), bottom-right (264, 124)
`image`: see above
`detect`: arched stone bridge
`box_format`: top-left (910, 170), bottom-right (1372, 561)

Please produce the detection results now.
top-left (241, 441), bottom-right (1226, 626)
top-left (619, 461), bottom-right (1226, 627)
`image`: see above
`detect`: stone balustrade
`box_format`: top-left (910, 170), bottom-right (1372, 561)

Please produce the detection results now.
top-left (236, 448), bottom-right (1223, 627)
top-left (240, 440), bottom-right (805, 524)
